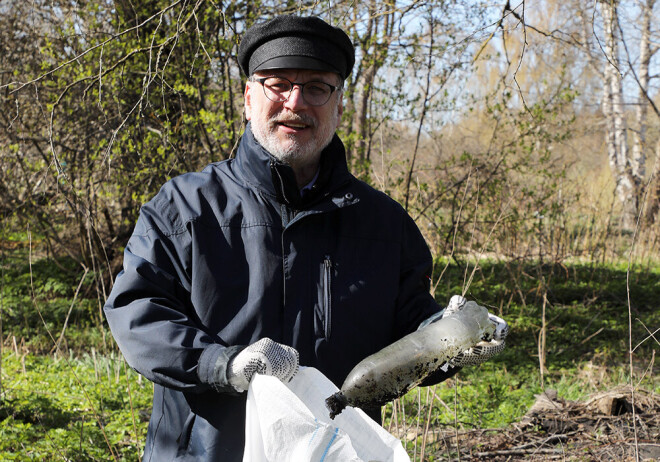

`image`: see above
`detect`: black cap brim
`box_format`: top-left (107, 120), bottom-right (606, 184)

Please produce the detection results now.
top-left (252, 56), bottom-right (341, 75)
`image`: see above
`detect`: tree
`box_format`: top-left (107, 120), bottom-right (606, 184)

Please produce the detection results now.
top-left (600, 0), bottom-right (638, 231)
top-left (632, 0), bottom-right (660, 225)
top-left (0, 0), bottom-right (252, 289)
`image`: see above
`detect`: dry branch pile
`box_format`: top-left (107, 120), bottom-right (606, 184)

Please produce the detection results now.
top-left (407, 386), bottom-right (660, 461)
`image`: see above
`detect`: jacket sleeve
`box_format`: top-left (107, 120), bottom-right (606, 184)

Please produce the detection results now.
top-left (393, 212), bottom-right (442, 339)
top-left (393, 212), bottom-right (461, 385)
top-left (104, 195), bottom-right (240, 394)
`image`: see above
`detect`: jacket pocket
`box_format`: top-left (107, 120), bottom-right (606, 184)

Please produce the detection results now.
top-left (321, 255), bottom-right (332, 339)
top-left (175, 412), bottom-right (196, 456)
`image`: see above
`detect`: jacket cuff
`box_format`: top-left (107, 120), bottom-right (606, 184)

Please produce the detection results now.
top-left (197, 344), bottom-right (246, 393)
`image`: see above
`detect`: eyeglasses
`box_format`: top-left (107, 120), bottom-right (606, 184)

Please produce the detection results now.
top-left (253, 76), bottom-right (341, 107)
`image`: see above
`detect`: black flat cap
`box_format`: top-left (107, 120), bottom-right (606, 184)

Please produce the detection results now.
top-left (238, 15), bottom-right (355, 79)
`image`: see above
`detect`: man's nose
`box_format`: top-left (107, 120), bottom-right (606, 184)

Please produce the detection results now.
top-left (283, 84), bottom-right (308, 110)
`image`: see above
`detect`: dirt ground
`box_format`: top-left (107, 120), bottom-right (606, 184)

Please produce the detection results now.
top-left (407, 386), bottom-right (659, 461)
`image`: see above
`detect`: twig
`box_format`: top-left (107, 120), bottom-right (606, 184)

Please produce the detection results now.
top-left (52, 267), bottom-right (89, 355)
top-left (580, 326), bottom-right (605, 345)
top-left (472, 447), bottom-right (565, 457)
top-left (538, 291), bottom-right (547, 384)
top-left (432, 163), bottom-right (473, 293)
top-left (420, 387), bottom-right (433, 461)
top-left (454, 382), bottom-right (461, 462)
top-left (462, 190), bottom-right (518, 295)
top-left (403, 11), bottom-right (436, 211)
top-left (632, 323), bottom-right (660, 351)
top-left (622, 99), bottom-right (660, 461)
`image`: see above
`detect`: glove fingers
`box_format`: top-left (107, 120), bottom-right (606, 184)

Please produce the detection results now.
top-left (444, 295), bottom-right (467, 315)
top-left (488, 313), bottom-right (509, 341)
top-left (243, 352), bottom-right (272, 377)
top-left (274, 344), bottom-right (299, 383)
top-left (451, 340), bottom-right (506, 367)
top-left (228, 338), bottom-right (300, 391)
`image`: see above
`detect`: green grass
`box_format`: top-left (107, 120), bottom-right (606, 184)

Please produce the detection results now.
top-left (0, 252), bottom-right (658, 460)
top-left (0, 352), bottom-right (151, 461)
top-left (381, 258), bottom-right (659, 458)
top-left (1, 247), bottom-right (104, 353)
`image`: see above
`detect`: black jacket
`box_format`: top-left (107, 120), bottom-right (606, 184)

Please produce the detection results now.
top-left (104, 124), bottom-right (444, 461)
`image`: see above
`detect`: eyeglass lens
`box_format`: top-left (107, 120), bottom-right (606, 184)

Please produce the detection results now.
top-left (261, 77), bottom-right (335, 106)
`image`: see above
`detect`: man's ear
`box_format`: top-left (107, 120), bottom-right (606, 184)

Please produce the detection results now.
top-left (244, 82), bottom-right (253, 121)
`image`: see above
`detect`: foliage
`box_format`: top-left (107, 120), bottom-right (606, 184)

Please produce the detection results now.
top-left (1, 250), bottom-right (657, 460)
top-left (0, 0), bottom-right (659, 460)
top-left (0, 0), bottom-right (499, 275)
top-left (1, 0), bottom-right (253, 279)
top-left (434, 258), bottom-right (659, 367)
top-left (1, 247), bottom-right (100, 352)
top-left (381, 258), bottom-right (659, 458)
top-left (384, 74), bottom-right (579, 263)
top-left (0, 352), bottom-right (151, 461)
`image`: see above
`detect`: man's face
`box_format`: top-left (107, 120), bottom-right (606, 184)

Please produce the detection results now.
top-left (245, 69), bottom-right (343, 167)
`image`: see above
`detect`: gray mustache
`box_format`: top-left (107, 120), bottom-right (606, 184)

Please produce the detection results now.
top-left (271, 114), bottom-right (317, 127)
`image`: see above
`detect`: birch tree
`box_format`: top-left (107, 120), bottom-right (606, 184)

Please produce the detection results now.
top-left (601, 0), bottom-right (638, 231)
top-left (633, 0), bottom-right (660, 225)
top-left (630, 0), bottom-right (654, 186)
top-left (648, 139), bottom-right (660, 223)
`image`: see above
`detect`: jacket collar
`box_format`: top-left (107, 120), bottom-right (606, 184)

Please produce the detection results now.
top-left (233, 122), bottom-right (352, 208)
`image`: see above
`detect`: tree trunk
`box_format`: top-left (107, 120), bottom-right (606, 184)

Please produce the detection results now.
top-left (344, 2), bottom-right (394, 164)
top-left (645, 139), bottom-right (660, 224)
top-left (635, 0), bottom-right (660, 226)
top-left (631, 0), bottom-right (654, 195)
top-left (601, 0), bottom-right (637, 230)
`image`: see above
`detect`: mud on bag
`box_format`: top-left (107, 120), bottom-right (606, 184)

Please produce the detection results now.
top-left (243, 367), bottom-right (410, 462)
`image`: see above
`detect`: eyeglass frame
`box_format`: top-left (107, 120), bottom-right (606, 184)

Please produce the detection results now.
top-left (250, 75), bottom-right (342, 107)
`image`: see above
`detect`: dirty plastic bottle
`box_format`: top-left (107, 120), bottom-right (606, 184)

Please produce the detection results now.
top-left (326, 301), bottom-right (495, 419)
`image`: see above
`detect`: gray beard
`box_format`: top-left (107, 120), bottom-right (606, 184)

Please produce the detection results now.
top-left (251, 114), bottom-right (337, 167)
top-left (253, 129), bottom-right (316, 165)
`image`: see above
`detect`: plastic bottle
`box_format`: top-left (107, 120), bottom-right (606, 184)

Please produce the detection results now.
top-left (325, 301), bottom-right (495, 419)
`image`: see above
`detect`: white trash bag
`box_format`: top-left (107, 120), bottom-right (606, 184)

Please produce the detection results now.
top-left (243, 367), bottom-right (410, 462)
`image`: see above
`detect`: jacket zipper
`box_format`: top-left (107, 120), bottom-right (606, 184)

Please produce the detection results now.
top-left (323, 256), bottom-right (332, 339)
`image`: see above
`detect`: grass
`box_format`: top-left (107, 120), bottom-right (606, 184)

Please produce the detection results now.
top-left (0, 352), bottom-right (150, 461)
top-left (0, 247), bottom-right (658, 460)
top-left (383, 258), bottom-right (659, 458)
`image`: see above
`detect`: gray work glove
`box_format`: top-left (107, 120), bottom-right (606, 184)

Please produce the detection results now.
top-left (419, 295), bottom-right (509, 368)
top-left (444, 295), bottom-right (509, 367)
top-left (227, 338), bottom-right (300, 392)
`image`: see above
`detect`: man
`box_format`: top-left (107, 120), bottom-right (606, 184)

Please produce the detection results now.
top-left (104, 15), bottom-right (506, 461)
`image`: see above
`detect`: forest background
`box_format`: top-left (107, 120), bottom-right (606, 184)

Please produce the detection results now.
top-left (0, 0), bottom-right (658, 460)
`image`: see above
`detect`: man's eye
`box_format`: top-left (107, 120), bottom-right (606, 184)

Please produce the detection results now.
top-left (306, 83), bottom-right (330, 95)
top-left (265, 79), bottom-right (290, 92)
